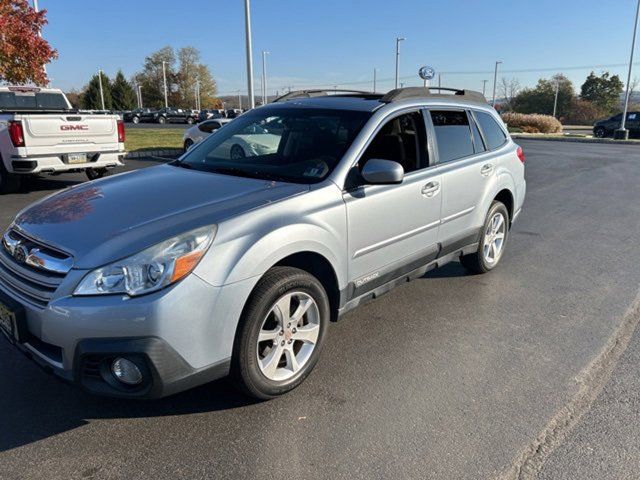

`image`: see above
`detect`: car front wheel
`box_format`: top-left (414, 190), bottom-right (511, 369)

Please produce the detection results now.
top-left (461, 200), bottom-right (509, 274)
top-left (232, 266), bottom-right (329, 399)
top-left (132, 116), bottom-right (140, 124)
top-left (593, 126), bottom-right (606, 138)
top-left (157, 117), bottom-right (166, 124)
top-left (184, 139), bottom-right (194, 151)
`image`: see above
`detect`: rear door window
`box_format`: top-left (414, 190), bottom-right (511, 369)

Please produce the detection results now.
top-left (475, 111), bottom-right (507, 150)
top-left (430, 110), bottom-right (475, 163)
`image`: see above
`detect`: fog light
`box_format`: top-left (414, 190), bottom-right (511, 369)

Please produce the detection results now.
top-left (111, 357), bottom-right (143, 385)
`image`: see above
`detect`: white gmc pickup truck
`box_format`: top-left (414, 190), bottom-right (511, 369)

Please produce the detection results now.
top-left (0, 86), bottom-right (126, 193)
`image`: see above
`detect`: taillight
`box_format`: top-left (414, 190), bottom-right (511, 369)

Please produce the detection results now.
top-left (8, 121), bottom-right (25, 147)
top-left (117, 120), bottom-right (125, 143)
top-left (516, 145), bottom-right (525, 164)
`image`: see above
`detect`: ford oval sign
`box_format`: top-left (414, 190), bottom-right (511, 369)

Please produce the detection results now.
top-left (418, 66), bottom-right (436, 81)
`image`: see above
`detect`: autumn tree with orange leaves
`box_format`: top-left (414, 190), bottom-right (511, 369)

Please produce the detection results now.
top-left (0, 0), bottom-right (57, 86)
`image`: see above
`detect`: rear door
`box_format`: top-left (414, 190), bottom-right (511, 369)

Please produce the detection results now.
top-left (344, 110), bottom-right (442, 295)
top-left (429, 109), bottom-right (492, 250)
top-left (21, 114), bottom-right (120, 156)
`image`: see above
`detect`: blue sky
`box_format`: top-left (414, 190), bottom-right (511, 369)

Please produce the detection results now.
top-left (41, 0), bottom-right (639, 96)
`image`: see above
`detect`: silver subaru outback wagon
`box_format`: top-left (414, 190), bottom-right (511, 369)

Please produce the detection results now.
top-left (0, 87), bottom-right (525, 399)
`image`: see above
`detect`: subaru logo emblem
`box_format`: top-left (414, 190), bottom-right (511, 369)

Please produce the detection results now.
top-left (13, 243), bottom-right (29, 264)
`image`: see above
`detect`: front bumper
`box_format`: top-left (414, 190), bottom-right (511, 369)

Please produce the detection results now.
top-left (0, 272), bottom-right (255, 398)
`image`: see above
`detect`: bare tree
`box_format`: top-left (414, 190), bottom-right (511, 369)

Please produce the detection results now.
top-left (499, 77), bottom-right (521, 111)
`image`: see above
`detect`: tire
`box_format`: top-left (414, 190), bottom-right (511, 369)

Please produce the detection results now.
top-left (132, 116), bottom-right (140, 124)
top-left (86, 168), bottom-right (112, 181)
top-left (593, 127), bottom-right (606, 138)
top-left (0, 160), bottom-right (22, 194)
top-left (187, 117), bottom-right (195, 125)
top-left (460, 200), bottom-right (509, 274)
top-left (231, 266), bottom-right (330, 399)
top-left (230, 144), bottom-right (246, 160)
top-left (184, 139), bottom-right (194, 151)
top-left (157, 116), bottom-right (166, 125)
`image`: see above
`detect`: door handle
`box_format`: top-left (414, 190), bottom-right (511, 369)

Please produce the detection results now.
top-left (421, 181), bottom-right (440, 197)
top-left (480, 164), bottom-right (493, 176)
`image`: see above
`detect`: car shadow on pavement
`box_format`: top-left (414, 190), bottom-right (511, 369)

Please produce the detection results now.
top-left (16, 176), bottom-right (84, 193)
top-left (0, 352), bottom-right (258, 452)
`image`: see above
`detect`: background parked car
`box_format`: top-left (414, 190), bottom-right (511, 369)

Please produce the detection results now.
top-left (154, 107), bottom-right (199, 124)
top-left (183, 118), bottom-right (232, 150)
top-left (123, 108), bottom-right (153, 124)
top-left (593, 111), bottom-right (640, 138)
top-left (198, 109), bottom-right (225, 122)
top-left (226, 108), bottom-right (243, 118)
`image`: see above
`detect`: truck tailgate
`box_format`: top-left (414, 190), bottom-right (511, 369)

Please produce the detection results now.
top-left (21, 114), bottom-right (121, 155)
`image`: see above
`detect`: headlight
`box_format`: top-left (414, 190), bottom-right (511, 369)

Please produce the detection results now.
top-left (74, 226), bottom-right (216, 296)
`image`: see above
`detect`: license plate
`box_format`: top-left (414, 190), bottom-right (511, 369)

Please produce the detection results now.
top-left (67, 153), bottom-right (87, 164)
top-left (0, 301), bottom-right (15, 341)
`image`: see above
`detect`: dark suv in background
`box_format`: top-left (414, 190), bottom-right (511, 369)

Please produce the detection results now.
top-left (593, 112), bottom-right (640, 138)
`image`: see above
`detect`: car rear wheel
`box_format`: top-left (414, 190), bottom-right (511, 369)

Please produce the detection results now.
top-left (593, 127), bottom-right (606, 138)
top-left (230, 144), bottom-right (246, 160)
top-left (158, 116), bottom-right (166, 125)
top-left (232, 266), bottom-right (329, 399)
top-left (86, 168), bottom-right (112, 181)
top-left (187, 117), bottom-right (195, 125)
top-left (0, 161), bottom-right (21, 194)
top-left (460, 201), bottom-right (509, 274)
top-left (132, 116), bottom-right (140, 124)
top-left (184, 139), bottom-right (194, 151)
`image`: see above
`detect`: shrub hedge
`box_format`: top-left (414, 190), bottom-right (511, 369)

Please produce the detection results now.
top-left (501, 112), bottom-right (562, 134)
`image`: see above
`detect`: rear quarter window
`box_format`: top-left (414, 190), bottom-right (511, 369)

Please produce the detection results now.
top-left (475, 111), bottom-right (507, 150)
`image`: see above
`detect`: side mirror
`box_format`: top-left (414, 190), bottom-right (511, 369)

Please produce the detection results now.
top-left (361, 159), bottom-right (404, 185)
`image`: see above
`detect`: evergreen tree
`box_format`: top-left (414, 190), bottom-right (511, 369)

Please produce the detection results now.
top-left (82, 72), bottom-right (112, 110)
top-left (580, 71), bottom-right (624, 113)
top-left (111, 70), bottom-right (137, 110)
top-left (512, 74), bottom-right (575, 117)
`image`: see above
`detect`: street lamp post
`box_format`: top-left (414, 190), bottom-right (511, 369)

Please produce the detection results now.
top-left (244, 0), bottom-right (255, 109)
top-left (616, 0), bottom-right (640, 140)
top-left (482, 80), bottom-right (488, 97)
top-left (395, 37), bottom-right (405, 89)
top-left (238, 90), bottom-right (242, 110)
top-left (162, 61), bottom-right (168, 108)
top-left (262, 50), bottom-right (270, 105)
top-left (98, 69), bottom-right (105, 111)
top-left (491, 61), bottom-right (502, 107)
top-left (137, 85), bottom-right (143, 108)
top-left (373, 68), bottom-right (377, 93)
top-left (552, 76), bottom-right (560, 118)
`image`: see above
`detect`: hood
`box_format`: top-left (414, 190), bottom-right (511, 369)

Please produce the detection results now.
top-left (13, 164), bottom-right (308, 269)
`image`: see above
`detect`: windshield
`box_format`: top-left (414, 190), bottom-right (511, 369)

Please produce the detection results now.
top-left (175, 107), bottom-right (371, 183)
top-left (0, 91), bottom-right (70, 110)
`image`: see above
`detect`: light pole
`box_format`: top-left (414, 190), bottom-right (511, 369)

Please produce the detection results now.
top-left (97, 69), bottom-right (105, 111)
top-left (195, 79), bottom-right (200, 110)
top-left (33, 0), bottom-right (48, 83)
top-left (482, 79), bottom-right (488, 96)
top-left (261, 50), bottom-right (270, 105)
top-left (617, 0), bottom-right (640, 140)
top-left (137, 85), bottom-right (143, 108)
top-left (552, 76), bottom-right (560, 118)
top-left (238, 90), bottom-right (242, 110)
top-left (395, 37), bottom-right (405, 89)
top-left (244, 0), bottom-right (255, 109)
top-left (438, 73), bottom-right (441, 93)
top-left (373, 68), bottom-right (377, 93)
top-left (491, 61), bottom-right (502, 107)
top-left (162, 61), bottom-right (168, 108)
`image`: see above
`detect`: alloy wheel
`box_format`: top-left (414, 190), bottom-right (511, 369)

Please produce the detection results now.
top-left (256, 291), bottom-right (320, 382)
top-left (483, 212), bottom-right (506, 265)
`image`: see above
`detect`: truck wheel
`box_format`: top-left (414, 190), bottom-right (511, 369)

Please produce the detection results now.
top-left (86, 168), bottom-right (111, 181)
top-left (232, 267), bottom-right (329, 399)
top-left (0, 161), bottom-right (21, 194)
top-left (460, 201), bottom-right (509, 274)
top-left (158, 117), bottom-right (166, 125)
top-left (132, 116), bottom-right (140, 124)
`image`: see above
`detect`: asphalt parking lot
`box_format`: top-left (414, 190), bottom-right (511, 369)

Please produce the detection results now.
top-left (1, 139), bottom-right (640, 479)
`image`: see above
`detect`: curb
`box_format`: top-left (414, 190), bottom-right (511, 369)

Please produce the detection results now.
top-left (511, 135), bottom-right (640, 145)
top-left (125, 149), bottom-right (183, 159)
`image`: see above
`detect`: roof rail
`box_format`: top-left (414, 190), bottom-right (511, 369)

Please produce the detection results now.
top-left (381, 87), bottom-right (487, 104)
top-left (273, 89), bottom-right (378, 103)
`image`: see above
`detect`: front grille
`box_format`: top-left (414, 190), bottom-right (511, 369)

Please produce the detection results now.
top-left (0, 230), bottom-right (70, 308)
